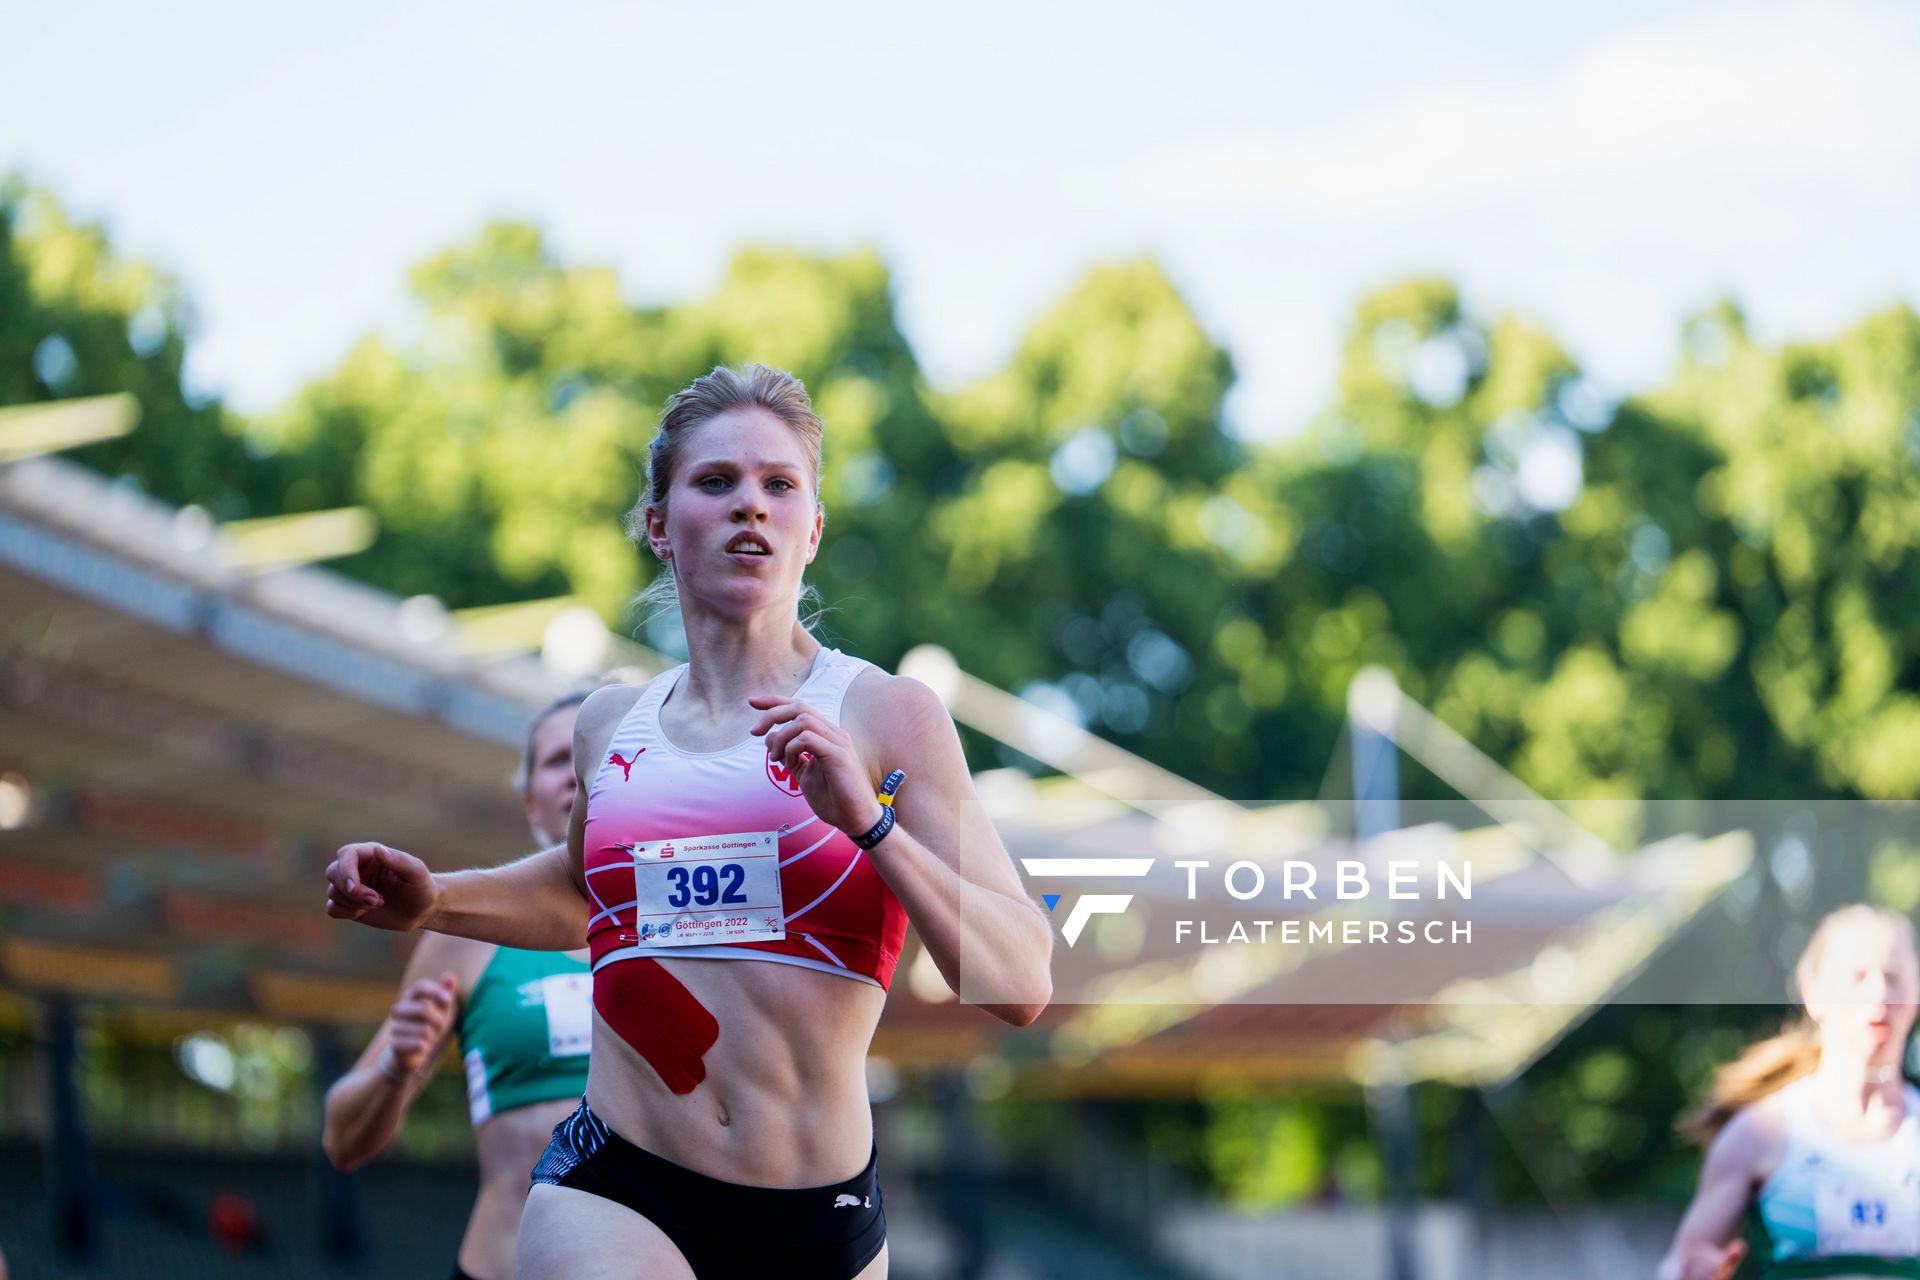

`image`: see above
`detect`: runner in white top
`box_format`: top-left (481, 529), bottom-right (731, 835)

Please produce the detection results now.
top-left (1660, 905), bottom-right (1920, 1280)
top-left (325, 364), bottom-right (1053, 1280)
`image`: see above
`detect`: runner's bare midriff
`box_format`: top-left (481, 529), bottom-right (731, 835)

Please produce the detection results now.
top-left (583, 953), bottom-right (886, 1188)
top-left (465, 1097), bottom-right (582, 1278)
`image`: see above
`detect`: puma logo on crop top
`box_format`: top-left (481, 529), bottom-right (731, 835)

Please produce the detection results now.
top-left (581, 648), bottom-right (909, 999)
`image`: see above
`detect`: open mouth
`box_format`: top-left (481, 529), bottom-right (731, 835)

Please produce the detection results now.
top-left (726, 533), bottom-right (772, 558)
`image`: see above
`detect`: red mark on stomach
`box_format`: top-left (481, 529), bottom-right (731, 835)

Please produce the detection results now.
top-left (592, 957), bottom-right (718, 1094)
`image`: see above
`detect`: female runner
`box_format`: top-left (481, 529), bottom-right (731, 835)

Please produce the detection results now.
top-left (325, 364), bottom-right (1053, 1279)
top-left (322, 689), bottom-right (596, 1280)
top-left (1659, 904), bottom-right (1920, 1280)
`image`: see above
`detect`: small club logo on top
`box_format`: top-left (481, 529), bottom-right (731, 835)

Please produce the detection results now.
top-left (766, 751), bottom-right (805, 797)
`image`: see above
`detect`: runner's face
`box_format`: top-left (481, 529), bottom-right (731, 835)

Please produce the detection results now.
top-left (1806, 925), bottom-right (1920, 1065)
top-left (649, 409), bottom-right (821, 619)
top-left (524, 706), bottom-right (579, 846)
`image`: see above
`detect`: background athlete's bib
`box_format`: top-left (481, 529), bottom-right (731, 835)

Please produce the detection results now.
top-left (1815, 1178), bottom-right (1920, 1256)
top-left (539, 972), bottom-right (593, 1057)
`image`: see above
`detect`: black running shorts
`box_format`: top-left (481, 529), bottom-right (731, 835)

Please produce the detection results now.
top-left (530, 1100), bottom-right (886, 1279)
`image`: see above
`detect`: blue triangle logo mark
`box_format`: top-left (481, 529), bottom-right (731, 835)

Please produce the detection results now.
top-left (1043, 894), bottom-right (1061, 913)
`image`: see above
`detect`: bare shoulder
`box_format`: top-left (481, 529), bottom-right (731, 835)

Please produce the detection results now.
top-left (573, 682), bottom-right (649, 779)
top-left (843, 669), bottom-right (956, 760)
top-left (1709, 1096), bottom-right (1791, 1184)
top-left (579, 682), bottom-right (647, 732)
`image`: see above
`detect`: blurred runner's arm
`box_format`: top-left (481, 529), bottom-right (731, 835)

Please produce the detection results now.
top-left (321, 932), bottom-right (477, 1171)
top-left (1657, 1112), bottom-right (1764, 1280)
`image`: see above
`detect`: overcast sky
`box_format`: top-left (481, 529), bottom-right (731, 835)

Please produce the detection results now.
top-left (7, 0), bottom-right (1917, 437)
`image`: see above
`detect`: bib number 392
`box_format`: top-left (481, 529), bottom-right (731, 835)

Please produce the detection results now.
top-left (664, 862), bottom-right (750, 908)
top-left (627, 830), bottom-right (785, 947)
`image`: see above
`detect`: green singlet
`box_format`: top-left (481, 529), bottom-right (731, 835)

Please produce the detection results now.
top-left (459, 946), bottom-right (592, 1125)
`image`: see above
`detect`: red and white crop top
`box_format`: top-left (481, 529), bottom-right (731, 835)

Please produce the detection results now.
top-left (581, 647), bottom-right (908, 991)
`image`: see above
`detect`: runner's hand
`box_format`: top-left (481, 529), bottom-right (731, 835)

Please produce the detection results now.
top-left (748, 695), bottom-right (883, 838)
top-left (1678, 1240), bottom-right (1747, 1280)
top-left (326, 842), bottom-right (440, 931)
top-left (384, 972), bottom-right (457, 1076)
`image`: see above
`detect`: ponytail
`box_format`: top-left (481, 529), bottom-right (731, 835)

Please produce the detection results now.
top-left (1678, 1018), bottom-right (1819, 1146)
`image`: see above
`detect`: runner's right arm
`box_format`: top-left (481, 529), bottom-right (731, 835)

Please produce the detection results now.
top-left (1656, 1109), bottom-right (1765, 1280)
top-left (325, 685), bottom-right (637, 949)
top-left (326, 841), bottom-right (586, 950)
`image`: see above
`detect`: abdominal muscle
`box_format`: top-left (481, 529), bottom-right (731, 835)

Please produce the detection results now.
top-left (583, 954), bottom-right (887, 1188)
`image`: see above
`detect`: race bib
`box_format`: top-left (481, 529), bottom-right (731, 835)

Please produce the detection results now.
top-left (626, 831), bottom-right (785, 948)
top-left (540, 972), bottom-right (593, 1057)
top-left (1815, 1178), bottom-right (1920, 1257)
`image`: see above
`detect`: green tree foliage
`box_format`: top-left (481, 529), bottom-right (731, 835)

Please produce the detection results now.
top-left (248, 223), bottom-right (664, 611)
top-left (1651, 305), bottom-right (1920, 798)
top-left (0, 181), bottom-right (271, 517)
top-left (925, 260), bottom-right (1249, 780)
top-left (1225, 280), bottom-right (1917, 806)
top-left (252, 225), bottom-right (947, 630)
top-left (15, 185), bottom-right (1920, 807)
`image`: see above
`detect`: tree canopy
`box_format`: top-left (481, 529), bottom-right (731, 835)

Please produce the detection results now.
top-left (10, 182), bottom-right (1919, 811)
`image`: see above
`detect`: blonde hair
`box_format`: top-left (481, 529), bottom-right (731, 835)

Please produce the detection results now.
top-left (625, 364), bottom-right (825, 540)
top-left (625, 364), bottom-right (828, 624)
top-left (1681, 904), bottom-right (1917, 1144)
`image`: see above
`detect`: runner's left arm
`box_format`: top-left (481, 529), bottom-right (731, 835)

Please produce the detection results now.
top-left (322, 931), bottom-right (477, 1170)
top-left (753, 674), bottom-right (1052, 1024)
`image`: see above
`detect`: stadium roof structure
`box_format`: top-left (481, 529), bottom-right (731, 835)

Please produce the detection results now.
top-left (0, 449), bottom-right (664, 1030)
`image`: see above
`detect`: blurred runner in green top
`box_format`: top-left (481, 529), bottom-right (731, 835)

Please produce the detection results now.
top-left (323, 687), bottom-right (595, 1280)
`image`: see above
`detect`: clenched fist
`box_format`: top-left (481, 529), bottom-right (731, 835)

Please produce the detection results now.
top-left (326, 842), bottom-right (440, 932)
top-left (382, 971), bottom-right (458, 1078)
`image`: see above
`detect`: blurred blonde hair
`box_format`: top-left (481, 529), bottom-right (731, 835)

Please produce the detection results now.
top-left (509, 681), bottom-right (605, 796)
top-left (1680, 904), bottom-right (1917, 1145)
